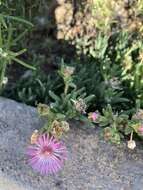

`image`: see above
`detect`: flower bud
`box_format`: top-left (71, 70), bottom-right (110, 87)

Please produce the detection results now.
top-left (72, 98), bottom-right (87, 113)
top-left (63, 66), bottom-right (75, 78)
top-left (37, 103), bottom-right (49, 116)
top-left (104, 128), bottom-right (112, 141)
top-left (31, 130), bottom-right (39, 144)
top-left (51, 120), bottom-right (64, 138)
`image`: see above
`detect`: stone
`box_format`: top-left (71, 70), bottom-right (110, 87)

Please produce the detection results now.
top-left (0, 97), bottom-right (143, 190)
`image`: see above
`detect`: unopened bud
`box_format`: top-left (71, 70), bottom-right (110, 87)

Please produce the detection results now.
top-left (37, 103), bottom-right (49, 116)
top-left (31, 130), bottom-right (39, 144)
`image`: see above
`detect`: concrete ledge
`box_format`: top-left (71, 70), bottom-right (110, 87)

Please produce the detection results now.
top-left (0, 97), bottom-right (143, 190)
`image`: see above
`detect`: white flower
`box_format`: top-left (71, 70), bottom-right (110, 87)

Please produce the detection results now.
top-left (71, 98), bottom-right (87, 113)
top-left (127, 140), bottom-right (136, 150)
top-left (2, 77), bottom-right (8, 85)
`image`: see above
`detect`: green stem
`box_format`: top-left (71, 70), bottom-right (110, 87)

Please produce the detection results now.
top-left (0, 59), bottom-right (6, 92)
top-left (130, 131), bottom-right (133, 141)
top-left (64, 81), bottom-right (69, 95)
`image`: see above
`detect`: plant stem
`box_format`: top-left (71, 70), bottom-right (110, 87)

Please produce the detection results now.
top-left (0, 59), bottom-right (6, 92)
top-left (64, 82), bottom-right (69, 95)
top-left (130, 131), bottom-right (133, 141)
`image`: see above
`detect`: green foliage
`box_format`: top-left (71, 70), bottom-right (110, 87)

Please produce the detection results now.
top-left (97, 104), bottom-right (143, 145)
top-left (0, 0), bottom-right (45, 21)
top-left (36, 63), bottom-right (95, 136)
top-left (49, 63), bottom-right (95, 122)
top-left (74, 33), bottom-right (109, 58)
top-left (49, 88), bottom-right (94, 120)
top-left (0, 11), bottom-right (34, 92)
top-left (74, 57), bottom-right (129, 111)
top-left (3, 70), bottom-right (61, 105)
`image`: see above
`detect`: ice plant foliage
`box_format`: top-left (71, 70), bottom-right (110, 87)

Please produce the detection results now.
top-left (27, 133), bottom-right (67, 175)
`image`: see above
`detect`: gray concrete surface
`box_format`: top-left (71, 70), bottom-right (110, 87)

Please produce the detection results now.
top-left (0, 97), bottom-right (143, 190)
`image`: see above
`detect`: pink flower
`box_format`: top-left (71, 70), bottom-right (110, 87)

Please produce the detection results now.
top-left (138, 125), bottom-right (143, 134)
top-left (92, 112), bottom-right (98, 121)
top-left (88, 112), bottom-right (98, 122)
top-left (26, 133), bottom-right (67, 175)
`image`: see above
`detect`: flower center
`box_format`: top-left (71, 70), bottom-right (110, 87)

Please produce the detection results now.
top-left (41, 146), bottom-right (53, 157)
